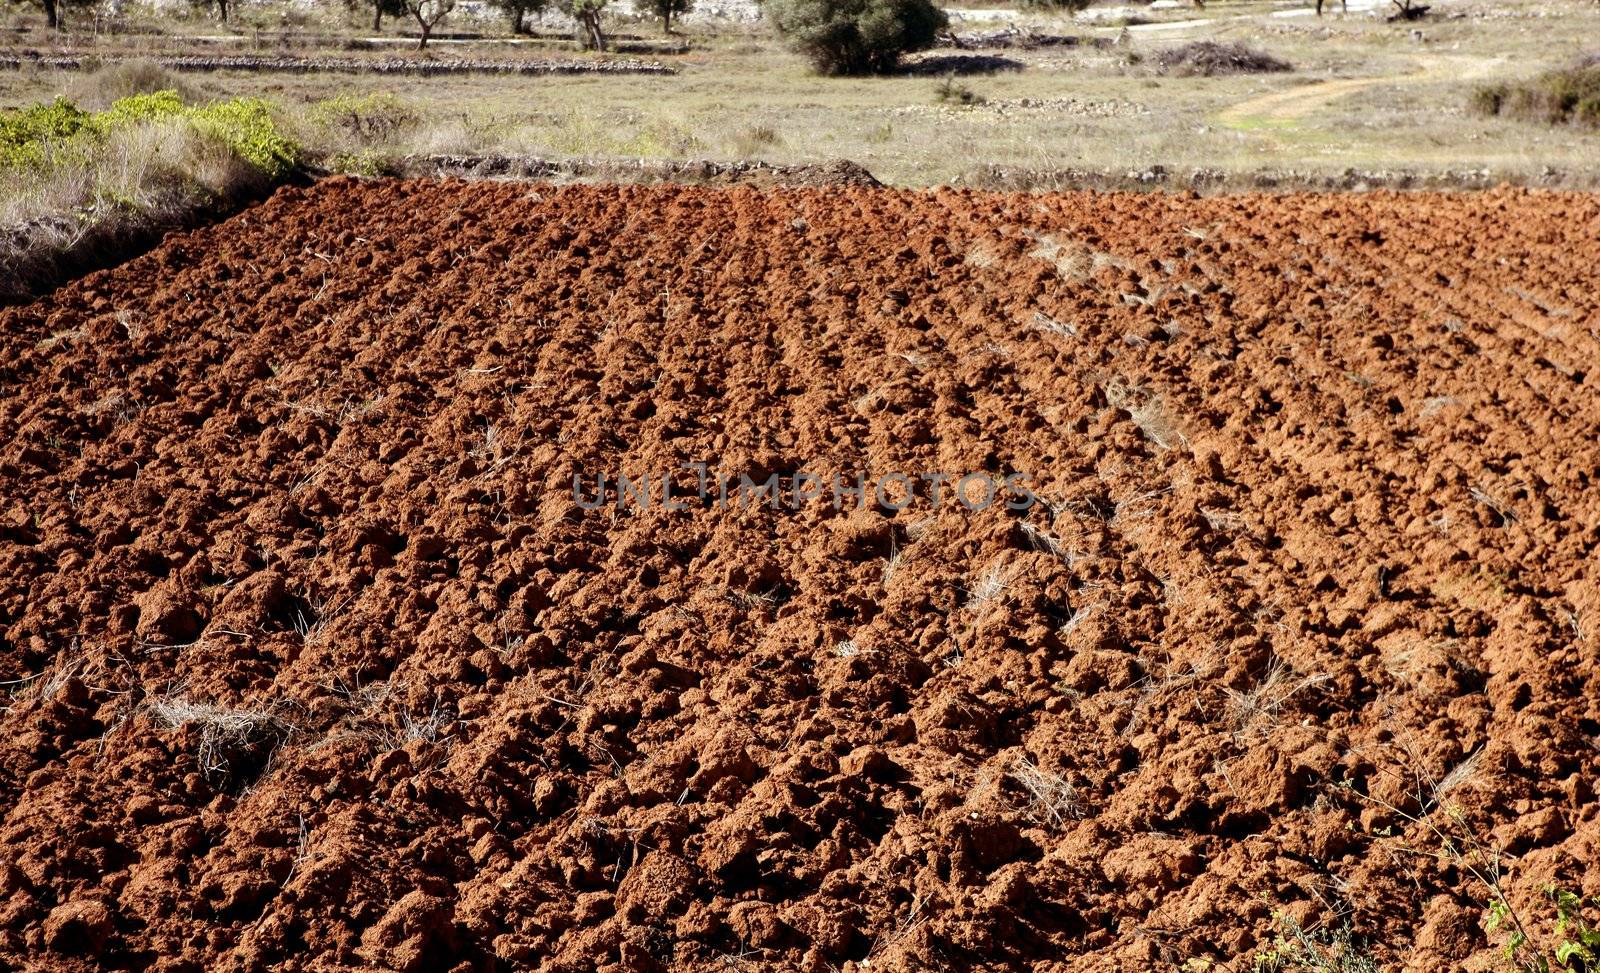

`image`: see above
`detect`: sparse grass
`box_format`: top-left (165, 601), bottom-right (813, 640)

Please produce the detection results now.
top-left (964, 559), bottom-right (1013, 615)
top-left (727, 123), bottom-right (783, 157)
top-left (1105, 379), bottom-right (1186, 452)
top-left (1, 651), bottom-right (82, 714)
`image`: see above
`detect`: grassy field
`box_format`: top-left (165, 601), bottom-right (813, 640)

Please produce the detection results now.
top-left (2, 0), bottom-right (1599, 185)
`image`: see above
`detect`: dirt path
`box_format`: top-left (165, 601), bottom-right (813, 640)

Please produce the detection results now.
top-left (1216, 54), bottom-right (1505, 135)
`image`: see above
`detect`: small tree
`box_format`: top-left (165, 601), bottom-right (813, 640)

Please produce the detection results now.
top-left (487, 0), bottom-right (550, 33)
top-left (767, 0), bottom-right (947, 75)
top-left (405, 0), bottom-right (457, 48)
top-left (33, 0), bottom-right (97, 30)
top-left (189, 0), bottom-right (231, 23)
top-left (560, 0), bottom-right (609, 50)
top-left (350, 0), bottom-right (408, 31)
top-left (636, 0), bottom-right (692, 33)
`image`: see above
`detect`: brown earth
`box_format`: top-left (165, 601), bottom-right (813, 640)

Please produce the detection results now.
top-left (1, 179), bottom-right (1598, 973)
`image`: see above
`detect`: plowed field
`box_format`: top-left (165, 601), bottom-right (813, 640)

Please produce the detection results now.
top-left (2, 180), bottom-right (1598, 972)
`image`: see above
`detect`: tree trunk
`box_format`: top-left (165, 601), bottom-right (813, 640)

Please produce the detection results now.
top-left (374, 3), bottom-right (384, 30)
top-left (1315, 0), bottom-right (1323, 14)
top-left (418, 21), bottom-right (431, 48)
top-left (662, 10), bottom-right (671, 33)
top-left (43, 0), bottom-right (59, 29)
top-left (218, 0), bottom-right (229, 23)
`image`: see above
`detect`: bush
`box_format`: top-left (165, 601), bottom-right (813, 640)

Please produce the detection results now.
top-left (1474, 62), bottom-right (1600, 128)
top-left (188, 98), bottom-right (302, 179)
top-left (92, 90), bottom-right (188, 129)
top-left (767, 0), bottom-right (949, 75)
top-left (1154, 41), bottom-right (1292, 77)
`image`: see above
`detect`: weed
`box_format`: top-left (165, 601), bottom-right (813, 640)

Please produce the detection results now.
top-left (1105, 378), bottom-right (1186, 451)
top-left (1254, 911), bottom-right (1377, 973)
top-left (728, 124), bottom-right (783, 157)
top-left (964, 559), bottom-right (1013, 615)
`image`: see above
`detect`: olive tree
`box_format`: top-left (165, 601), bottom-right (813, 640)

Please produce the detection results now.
top-left (404, 0), bottom-right (458, 48)
top-left (350, 0), bottom-right (408, 31)
top-left (560, 0), bottom-right (609, 50)
top-left (31, 0), bottom-right (97, 29)
top-left (488, 0), bottom-right (550, 33)
top-left (636, 0), bottom-right (693, 33)
top-left (766, 0), bottom-right (948, 75)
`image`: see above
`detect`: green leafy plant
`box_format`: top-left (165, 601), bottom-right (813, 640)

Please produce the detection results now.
top-left (1253, 911), bottom-right (1377, 973)
top-left (0, 99), bottom-right (93, 167)
top-left (2, 93), bottom-right (300, 179)
top-left (1491, 887), bottom-right (1600, 973)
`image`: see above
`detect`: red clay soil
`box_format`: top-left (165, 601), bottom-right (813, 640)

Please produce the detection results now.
top-left (1, 180), bottom-right (1598, 973)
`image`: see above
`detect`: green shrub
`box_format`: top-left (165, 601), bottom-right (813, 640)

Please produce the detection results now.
top-left (1474, 63), bottom-right (1600, 128)
top-left (188, 98), bottom-right (301, 178)
top-left (0, 92), bottom-right (301, 180)
top-left (326, 150), bottom-right (402, 177)
top-left (766, 0), bottom-right (948, 75)
top-left (0, 99), bottom-right (93, 167)
top-left (92, 90), bottom-right (188, 129)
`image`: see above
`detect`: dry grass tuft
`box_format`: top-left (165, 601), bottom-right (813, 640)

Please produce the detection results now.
top-left (1224, 659), bottom-right (1331, 729)
top-left (146, 695), bottom-right (296, 782)
top-left (1104, 379), bottom-right (1186, 451)
top-left (1008, 754), bottom-right (1084, 828)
